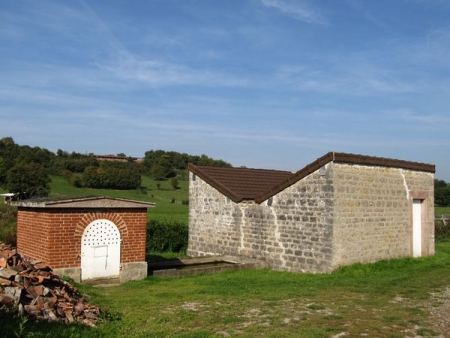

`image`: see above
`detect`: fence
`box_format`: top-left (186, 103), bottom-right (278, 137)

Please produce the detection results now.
top-left (435, 214), bottom-right (450, 225)
top-left (435, 215), bottom-right (450, 241)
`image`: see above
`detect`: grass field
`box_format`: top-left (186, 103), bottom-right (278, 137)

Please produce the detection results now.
top-left (435, 206), bottom-right (450, 215)
top-left (49, 175), bottom-right (189, 223)
top-left (2, 242), bottom-right (450, 337)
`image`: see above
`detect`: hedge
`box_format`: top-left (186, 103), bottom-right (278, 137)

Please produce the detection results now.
top-left (146, 219), bottom-right (188, 253)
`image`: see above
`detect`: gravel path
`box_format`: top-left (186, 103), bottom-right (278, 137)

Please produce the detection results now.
top-left (422, 287), bottom-right (450, 337)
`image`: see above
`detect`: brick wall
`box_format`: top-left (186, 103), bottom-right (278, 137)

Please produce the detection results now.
top-left (188, 162), bottom-right (434, 273)
top-left (17, 210), bottom-right (52, 264)
top-left (17, 208), bottom-right (147, 269)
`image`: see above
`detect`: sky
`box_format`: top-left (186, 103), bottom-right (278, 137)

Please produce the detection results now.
top-left (1, 0), bottom-right (449, 180)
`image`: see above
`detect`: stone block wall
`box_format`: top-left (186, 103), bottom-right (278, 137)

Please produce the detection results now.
top-left (188, 164), bottom-right (335, 273)
top-left (331, 163), bottom-right (434, 268)
top-left (188, 179), bottom-right (243, 257)
top-left (188, 162), bottom-right (434, 273)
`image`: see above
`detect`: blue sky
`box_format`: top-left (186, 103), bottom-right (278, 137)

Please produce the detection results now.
top-left (1, 0), bottom-right (449, 180)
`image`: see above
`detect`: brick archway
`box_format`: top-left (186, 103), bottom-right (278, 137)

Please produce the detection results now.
top-left (74, 212), bottom-right (128, 239)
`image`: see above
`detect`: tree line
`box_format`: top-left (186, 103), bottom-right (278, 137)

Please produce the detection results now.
top-left (435, 179), bottom-right (450, 207)
top-left (0, 137), bottom-right (231, 199)
top-left (3, 136), bottom-right (448, 205)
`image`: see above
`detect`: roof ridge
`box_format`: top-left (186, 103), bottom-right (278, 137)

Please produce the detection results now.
top-left (192, 164), bottom-right (293, 173)
top-left (255, 152), bottom-right (333, 203)
top-left (254, 151), bottom-right (435, 203)
top-left (189, 152), bottom-right (435, 205)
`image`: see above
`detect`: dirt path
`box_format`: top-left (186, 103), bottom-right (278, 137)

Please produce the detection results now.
top-left (422, 287), bottom-right (450, 337)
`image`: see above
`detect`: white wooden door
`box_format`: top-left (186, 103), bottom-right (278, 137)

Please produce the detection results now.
top-left (81, 219), bottom-right (121, 281)
top-left (412, 199), bottom-right (422, 257)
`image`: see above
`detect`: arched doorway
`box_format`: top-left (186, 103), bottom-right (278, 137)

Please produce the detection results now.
top-left (81, 219), bottom-right (121, 281)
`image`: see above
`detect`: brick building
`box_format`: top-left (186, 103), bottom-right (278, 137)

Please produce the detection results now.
top-left (188, 152), bottom-right (435, 273)
top-left (15, 197), bottom-right (155, 283)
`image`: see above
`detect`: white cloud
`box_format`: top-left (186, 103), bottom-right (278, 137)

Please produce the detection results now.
top-left (260, 0), bottom-right (327, 24)
top-left (100, 56), bottom-right (250, 88)
top-left (275, 63), bottom-right (416, 95)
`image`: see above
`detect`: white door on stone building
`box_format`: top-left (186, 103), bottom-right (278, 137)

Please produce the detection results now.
top-left (412, 199), bottom-right (422, 257)
top-left (81, 219), bottom-right (121, 280)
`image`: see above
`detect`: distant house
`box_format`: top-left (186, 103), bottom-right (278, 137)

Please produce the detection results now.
top-left (0, 193), bottom-right (16, 204)
top-left (94, 154), bottom-right (142, 163)
top-left (188, 152), bottom-right (435, 273)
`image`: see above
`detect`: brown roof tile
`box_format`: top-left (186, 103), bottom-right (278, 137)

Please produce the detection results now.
top-left (188, 165), bottom-right (293, 203)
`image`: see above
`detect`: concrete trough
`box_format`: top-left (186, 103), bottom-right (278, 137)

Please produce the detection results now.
top-left (148, 256), bottom-right (267, 278)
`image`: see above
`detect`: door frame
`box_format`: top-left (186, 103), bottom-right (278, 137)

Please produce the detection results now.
top-left (409, 191), bottom-right (430, 257)
top-left (81, 219), bottom-right (121, 281)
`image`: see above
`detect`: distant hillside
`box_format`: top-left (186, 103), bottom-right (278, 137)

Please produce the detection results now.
top-left (0, 136), bottom-right (231, 198)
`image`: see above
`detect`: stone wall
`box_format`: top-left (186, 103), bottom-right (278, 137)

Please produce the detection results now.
top-left (331, 163), bottom-right (434, 268)
top-left (188, 162), bottom-right (434, 273)
top-left (188, 164), bottom-right (335, 273)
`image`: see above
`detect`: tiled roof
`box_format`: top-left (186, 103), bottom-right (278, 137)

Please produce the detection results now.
top-left (188, 165), bottom-right (293, 203)
top-left (189, 151), bottom-right (435, 204)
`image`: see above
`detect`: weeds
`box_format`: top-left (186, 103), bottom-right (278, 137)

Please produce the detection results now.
top-left (13, 316), bottom-right (28, 338)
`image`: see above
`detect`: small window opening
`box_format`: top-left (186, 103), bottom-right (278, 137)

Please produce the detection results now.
top-left (192, 173), bottom-right (196, 181)
top-left (267, 197), bottom-right (273, 206)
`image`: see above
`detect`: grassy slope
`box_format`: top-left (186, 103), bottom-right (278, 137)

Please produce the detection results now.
top-left (49, 175), bottom-right (189, 223)
top-left (1, 242), bottom-right (450, 337)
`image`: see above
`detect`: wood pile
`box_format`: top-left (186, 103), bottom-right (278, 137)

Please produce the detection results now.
top-left (0, 242), bottom-right (101, 327)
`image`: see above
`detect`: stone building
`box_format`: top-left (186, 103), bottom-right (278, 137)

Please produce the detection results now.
top-left (14, 196), bottom-right (155, 283)
top-left (188, 152), bottom-right (435, 273)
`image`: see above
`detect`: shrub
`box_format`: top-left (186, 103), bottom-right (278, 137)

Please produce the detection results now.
top-left (170, 178), bottom-right (179, 190)
top-left (0, 204), bottom-right (17, 245)
top-left (435, 219), bottom-right (450, 242)
top-left (146, 219), bottom-right (188, 253)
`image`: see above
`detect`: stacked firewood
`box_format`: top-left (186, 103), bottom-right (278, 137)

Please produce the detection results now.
top-left (0, 242), bottom-right (101, 327)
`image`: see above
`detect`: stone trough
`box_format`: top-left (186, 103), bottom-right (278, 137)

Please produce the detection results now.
top-left (148, 256), bottom-right (267, 278)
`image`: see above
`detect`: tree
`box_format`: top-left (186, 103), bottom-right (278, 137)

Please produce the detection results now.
top-left (435, 179), bottom-right (448, 190)
top-left (0, 137), bottom-right (19, 186)
top-left (436, 187), bottom-right (450, 207)
top-left (142, 149), bottom-right (166, 175)
top-left (6, 162), bottom-right (51, 199)
top-left (171, 177), bottom-right (179, 190)
top-left (142, 149), bottom-right (231, 179)
top-left (57, 149), bottom-right (69, 157)
top-left (435, 179), bottom-right (450, 207)
top-left (81, 163), bottom-right (141, 189)
top-left (151, 155), bottom-right (175, 180)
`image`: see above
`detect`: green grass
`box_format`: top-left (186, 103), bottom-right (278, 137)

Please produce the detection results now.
top-left (49, 175), bottom-right (189, 223)
top-left (2, 242), bottom-right (450, 337)
top-left (435, 206), bottom-right (450, 215)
